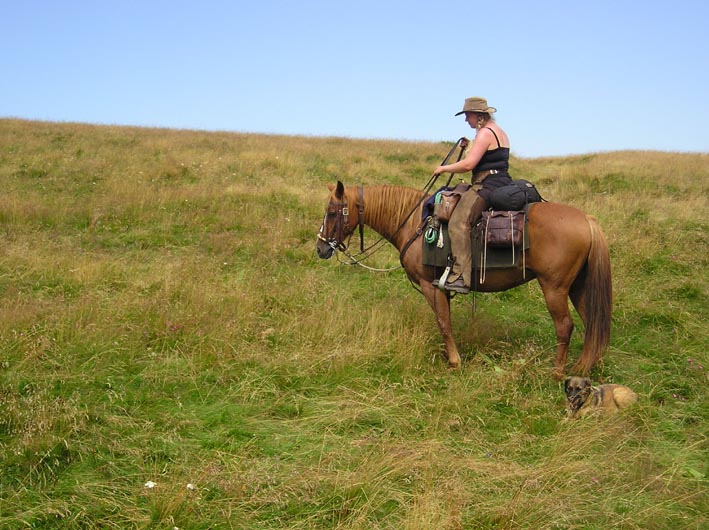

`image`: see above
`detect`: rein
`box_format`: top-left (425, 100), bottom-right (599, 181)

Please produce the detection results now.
top-left (399, 138), bottom-right (467, 265)
top-left (320, 138), bottom-right (466, 273)
top-left (357, 186), bottom-right (364, 253)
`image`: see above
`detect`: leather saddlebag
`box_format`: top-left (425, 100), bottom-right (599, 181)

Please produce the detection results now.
top-left (433, 183), bottom-right (471, 222)
top-left (482, 210), bottom-right (525, 248)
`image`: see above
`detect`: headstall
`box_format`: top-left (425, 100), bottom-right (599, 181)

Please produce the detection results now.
top-left (318, 186), bottom-right (365, 253)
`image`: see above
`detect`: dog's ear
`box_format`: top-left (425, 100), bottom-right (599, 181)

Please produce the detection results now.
top-left (564, 377), bottom-right (572, 393)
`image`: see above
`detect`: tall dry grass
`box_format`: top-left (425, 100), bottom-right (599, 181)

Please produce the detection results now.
top-left (0, 118), bottom-right (706, 529)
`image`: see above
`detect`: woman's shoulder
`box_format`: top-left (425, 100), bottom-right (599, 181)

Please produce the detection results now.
top-left (483, 124), bottom-right (510, 148)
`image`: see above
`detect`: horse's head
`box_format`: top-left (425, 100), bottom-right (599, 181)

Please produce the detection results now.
top-left (316, 181), bottom-right (359, 259)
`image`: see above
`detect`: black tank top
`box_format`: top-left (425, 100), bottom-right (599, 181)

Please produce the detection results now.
top-left (473, 127), bottom-right (509, 173)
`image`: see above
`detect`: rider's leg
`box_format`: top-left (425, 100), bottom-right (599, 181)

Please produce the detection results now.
top-left (446, 191), bottom-right (488, 289)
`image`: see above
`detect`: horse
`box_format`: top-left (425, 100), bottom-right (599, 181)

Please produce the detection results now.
top-left (316, 181), bottom-right (612, 379)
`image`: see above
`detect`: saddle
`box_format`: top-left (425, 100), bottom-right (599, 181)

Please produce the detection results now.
top-left (421, 183), bottom-right (470, 270)
top-left (421, 180), bottom-right (541, 277)
top-left (422, 206), bottom-right (531, 272)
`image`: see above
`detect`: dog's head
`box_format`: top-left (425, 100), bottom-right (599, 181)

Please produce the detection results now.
top-left (565, 376), bottom-right (593, 406)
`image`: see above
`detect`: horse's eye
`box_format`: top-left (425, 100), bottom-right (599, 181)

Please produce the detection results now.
top-left (327, 211), bottom-right (337, 218)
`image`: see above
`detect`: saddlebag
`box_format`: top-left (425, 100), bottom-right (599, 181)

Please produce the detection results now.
top-left (482, 210), bottom-right (526, 248)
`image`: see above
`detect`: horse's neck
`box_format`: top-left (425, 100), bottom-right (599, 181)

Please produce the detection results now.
top-left (361, 185), bottom-right (423, 248)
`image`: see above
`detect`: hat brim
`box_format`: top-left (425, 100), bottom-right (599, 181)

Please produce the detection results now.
top-left (455, 106), bottom-right (497, 116)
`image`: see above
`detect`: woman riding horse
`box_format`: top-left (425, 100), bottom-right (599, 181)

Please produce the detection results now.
top-left (433, 96), bottom-right (513, 294)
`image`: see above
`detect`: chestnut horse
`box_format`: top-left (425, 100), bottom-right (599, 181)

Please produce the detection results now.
top-left (316, 181), bottom-right (612, 378)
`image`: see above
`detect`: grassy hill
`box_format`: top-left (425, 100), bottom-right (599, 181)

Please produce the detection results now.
top-left (0, 119), bottom-right (707, 529)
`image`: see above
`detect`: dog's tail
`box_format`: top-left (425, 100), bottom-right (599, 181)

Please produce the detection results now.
top-left (572, 216), bottom-right (612, 374)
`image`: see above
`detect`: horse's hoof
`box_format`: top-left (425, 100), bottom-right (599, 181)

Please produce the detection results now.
top-left (448, 361), bottom-right (461, 370)
top-left (552, 368), bottom-right (565, 381)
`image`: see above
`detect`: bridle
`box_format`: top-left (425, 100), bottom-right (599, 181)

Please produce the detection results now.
top-left (317, 186), bottom-right (365, 254)
top-left (318, 185), bottom-right (404, 273)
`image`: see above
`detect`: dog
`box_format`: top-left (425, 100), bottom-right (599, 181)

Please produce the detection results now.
top-left (564, 376), bottom-right (637, 419)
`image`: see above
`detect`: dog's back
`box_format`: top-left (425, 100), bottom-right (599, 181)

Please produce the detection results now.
top-left (602, 384), bottom-right (638, 409)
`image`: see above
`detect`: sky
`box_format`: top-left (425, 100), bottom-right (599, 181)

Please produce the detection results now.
top-left (1, 0), bottom-right (708, 158)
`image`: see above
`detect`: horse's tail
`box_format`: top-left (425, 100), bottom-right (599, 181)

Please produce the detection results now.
top-left (574, 216), bottom-right (612, 374)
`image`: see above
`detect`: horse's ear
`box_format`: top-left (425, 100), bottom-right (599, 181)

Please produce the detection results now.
top-left (335, 181), bottom-right (345, 199)
top-left (327, 183), bottom-right (335, 192)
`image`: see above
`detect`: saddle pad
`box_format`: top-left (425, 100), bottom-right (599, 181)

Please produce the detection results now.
top-left (422, 221), bottom-right (451, 269)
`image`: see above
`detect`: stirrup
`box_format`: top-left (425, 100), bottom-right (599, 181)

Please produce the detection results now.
top-left (436, 264), bottom-right (452, 291)
top-left (442, 278), bottom-right (470, 294)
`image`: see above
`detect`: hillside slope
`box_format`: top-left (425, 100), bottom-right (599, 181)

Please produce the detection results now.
top-left (0, 119), bottom-right (707, 529)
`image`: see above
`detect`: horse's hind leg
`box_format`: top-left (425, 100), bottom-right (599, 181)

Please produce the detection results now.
top-left (539, 282), bottom-right (574, 379)
top-left (569, 267), bottom-right (587, 323)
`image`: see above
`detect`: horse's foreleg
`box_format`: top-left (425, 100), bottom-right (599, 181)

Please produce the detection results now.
top-left (539, 283), bottom-right (574, 380)
top-left (421, 282), bottom-right (461, 368)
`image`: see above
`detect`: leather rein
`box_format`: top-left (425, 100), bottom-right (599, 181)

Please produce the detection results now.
top-left (317, 137), bottom-right (467, 272)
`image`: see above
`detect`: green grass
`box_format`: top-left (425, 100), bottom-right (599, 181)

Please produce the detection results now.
top-left (0, 119), bottom-right (707, 529)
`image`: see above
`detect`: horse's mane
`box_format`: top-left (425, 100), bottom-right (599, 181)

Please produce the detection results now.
top-left (359, 185), bottom-right (427, 238)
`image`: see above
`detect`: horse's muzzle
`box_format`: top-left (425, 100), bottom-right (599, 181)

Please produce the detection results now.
top-left (316, 239), bottom-right (335, 259)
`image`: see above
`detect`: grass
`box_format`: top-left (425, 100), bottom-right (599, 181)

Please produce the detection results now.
top-left (0, 118), bottom-right (707, 529)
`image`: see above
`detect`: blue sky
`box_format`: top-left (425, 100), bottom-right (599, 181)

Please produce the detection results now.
top-left (1, 0), bottom-right (707, 157)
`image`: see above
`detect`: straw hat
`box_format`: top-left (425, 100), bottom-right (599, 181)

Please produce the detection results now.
top-left (454, 96), bottom-right (497, 116)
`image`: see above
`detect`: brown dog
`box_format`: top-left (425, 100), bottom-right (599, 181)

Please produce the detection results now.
top-left (564, 376), bottom-right (638, 419)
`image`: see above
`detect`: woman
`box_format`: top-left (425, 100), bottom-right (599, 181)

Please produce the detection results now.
top-left (433, 96), bottom-right (512, 293)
